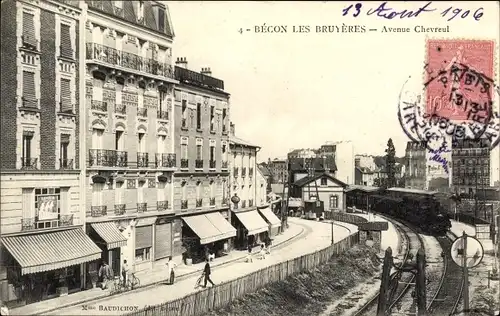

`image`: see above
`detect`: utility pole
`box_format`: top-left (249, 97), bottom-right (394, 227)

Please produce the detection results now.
top-left (462, 231), bottom-right (470, 313)
top-left (474, 168), bottom-right (478, 225)
top-left (377, 247), bottom-right (393, 316)
top-left (416, 248), bottom-right (427, 316)
top-left (331, 220), bottom-right (334, 245)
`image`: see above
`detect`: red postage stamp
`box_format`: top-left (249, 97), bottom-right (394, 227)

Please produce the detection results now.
top-left (424, 39), bottom-right (495, 123)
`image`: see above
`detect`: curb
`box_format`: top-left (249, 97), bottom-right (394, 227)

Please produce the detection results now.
top-left (35, 225), bottom-right (305, 315)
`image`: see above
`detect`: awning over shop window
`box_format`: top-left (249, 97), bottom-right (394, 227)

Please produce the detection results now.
top-left (234, 210), bottom-right (269, 235)
top-left (90, 222), bottom-right (127, 250)
top-left (182, 213), bottom-right (236, 245)
top-left (2, 228), bottom-right (101, 275)
top-left (258, 207), bottom-right (282, 229)
top-left (136, 216), bottom-right (157, 227)
top-left (205, 212), bottom-right (236, 239)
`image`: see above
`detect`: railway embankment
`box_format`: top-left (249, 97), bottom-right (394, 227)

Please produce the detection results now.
top-left (201, 245), bottom-right (381, 316)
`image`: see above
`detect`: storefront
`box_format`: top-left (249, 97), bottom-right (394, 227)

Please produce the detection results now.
top-left (181, 211), bottom-right (236, 264)
top-left (257, 206), bottom-right (282, 238)
top-left (135, 217), bottom-right (156, 272)
top-left (232, 209), bottom-right (269, 248)
top-left (1, 228), bottom-right (101, 307)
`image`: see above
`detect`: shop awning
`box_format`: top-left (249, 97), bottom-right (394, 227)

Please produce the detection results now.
top-left (2, 228), bottom-right (102, 275)
top-left (136, 216), bottom-right (157, 227)
top-left (234, 210), bottom-right (269, 235)
top-left (90, 222), bottom-right (128, 250)
top-left (182, 214), bottom-right (232, 245)
top-left (205, 212), bottom-right (236, 240)
top-left (258, 207), bottom-right (282, 229)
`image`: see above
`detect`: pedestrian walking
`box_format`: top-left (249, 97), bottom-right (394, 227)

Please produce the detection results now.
top-left (122, 260), bottom-right (129, 287)
top-left (166, 256), bottom-right (177, 285)
top-left (99, 261), bottom-right (113, 290)
top-left (246, 244), bottom-right (253, 263)
top-left (203, 259), bottom-right (215, 288)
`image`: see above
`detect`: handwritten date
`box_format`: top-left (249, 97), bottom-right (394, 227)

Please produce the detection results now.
top-left (342, 1), bottom-right (484, 21)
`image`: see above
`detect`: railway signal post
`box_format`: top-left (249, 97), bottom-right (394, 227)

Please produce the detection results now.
top-left (377, 247), bottom-right (393, 316)
top-left (416, 248), bottom-right (427, 316)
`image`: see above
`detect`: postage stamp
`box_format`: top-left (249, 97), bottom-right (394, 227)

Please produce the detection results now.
top-left (398, 38), bottom-right (499, 151)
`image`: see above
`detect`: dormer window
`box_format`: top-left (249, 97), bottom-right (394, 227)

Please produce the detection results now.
top-left (114, 1), bottom-right (124, 16)
top-left (137, 1), bottom-right (144, 23)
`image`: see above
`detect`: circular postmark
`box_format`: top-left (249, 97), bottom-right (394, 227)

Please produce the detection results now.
top-left (398, 40), bottom-right (499, 151)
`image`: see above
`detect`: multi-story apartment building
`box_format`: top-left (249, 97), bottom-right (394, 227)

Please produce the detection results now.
top-left (452, 138), bottom-right (491, 195)
top-left (172, 59), bottom-right (236, 263)
top-left (287, 148), bottom-right (317, 159)
top-left (355, 154), bottom-right (377, 171)
top-left (0, 0), bottom-right (102, 307)
top-left (83, 0), bottom-right (177, 276)
top-left (229, 126), bottom-right (280, 247)
top-left (266, 158), bottom-right (288, 184)
top-left (404, 141), bottom-right (427, 190)
top-left (289, 156), bottom-right (337, 184)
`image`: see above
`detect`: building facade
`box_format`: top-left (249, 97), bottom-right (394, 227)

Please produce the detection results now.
top-left (172, 60), bottom-right (235, 264)
top-left (404, 141), bottom-right (427, 190)
top-left (452, 138), bottom-right (491, 195)
top-left (83, 0), bottom-right (178, 276)
top-left (0, 0), bottom-right (101, 307)
top-left (266, 158), bottom-right (288, 184)
top-left (291, 173), bottom-right (347, 213)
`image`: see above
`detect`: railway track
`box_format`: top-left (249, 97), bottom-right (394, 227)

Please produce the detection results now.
top-left (353, 217), bottom-right (424, 316)
top-left (426, 231), bottom-right (465, 316)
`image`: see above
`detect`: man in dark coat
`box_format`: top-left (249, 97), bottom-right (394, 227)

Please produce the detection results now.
top-left (203, 259), bottom-right (215, 287)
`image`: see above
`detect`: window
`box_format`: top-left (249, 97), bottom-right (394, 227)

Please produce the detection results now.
top-left (157, 7), bottom-right (165, 32)
top-left (34, 188), bottom-right (61, 228)
top-left (92, 182), bottom-right (104, 206)
top-left (196, 103), bottom-right (202, 129)
top-left (210, 181), bottom-right (215, 198)
top-left (22, 12), bottom-right (36, 48)
top-left (22, 132), bottom-right (34, 163)
top-left (137, 180), bottom-right (145, 203)
top-left (181, 181), bottom-right (187, 201)
top-left (115, 131), bottom-right (124, 151)
top-left (157, 135), bottom-right (166, 154)
top-left (60, 24), bottom-right (72, 59)
top-left (181, 143), bottom-right (188, 159)
top-left (114, 0), bottom-right (123, 9)
top-left (210, 106), bottom-right (215, 131)
top-left (135, 248), bottom-right (151, 262)
top-left (92, 128), bottom-right (103, 149)
top-left (222, 108), bottom-right (227, 131)
top-left (222, 180), bottom-right (227, 203)
top-left (138, 133), bottom-right (145, 152)
top-left (196, 144), bottom-right (203, 160)
top-left (181, 100), bottom-right (187, 128)
top-left (23, 71), bottom-right (36, 107)
top-left (60, 134), bottom-right (70, 168)
top-left (320, 177), bottom-right (328, 186)
top-left (60, 78), bottom-right (72, 113)
top-left (329, 195), bottom-right (338, 209)
top-left (157, 181), bottom-right (166, 201)
top-left (136, 1), bottom-right (144, 21)
top-left (196, 181), bottom-right (201, 199)
top-left (210, 145), bottom-right (215, 162)
top-left (115, 181), bottom-right (124, 205)
top-left (222, 143), bottom-right (227, 161)
top-left (159, 91), bottom-right (166, 112)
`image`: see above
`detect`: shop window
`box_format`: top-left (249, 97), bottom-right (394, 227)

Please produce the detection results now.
top-left (34, 188), bottom-right (61, 228)
top-left (135, 247), bottom-right (151, 262)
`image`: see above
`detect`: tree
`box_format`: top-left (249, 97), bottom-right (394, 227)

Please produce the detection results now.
top-left (385, 138), bottom-right (396, 188)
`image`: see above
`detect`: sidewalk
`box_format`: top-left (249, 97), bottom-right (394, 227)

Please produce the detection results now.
top-left (11, 221), bottom-right (304, 316)
top-left (43, 218), bottom-right (357, 315)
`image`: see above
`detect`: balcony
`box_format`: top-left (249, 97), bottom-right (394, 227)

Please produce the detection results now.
top-left (174, 66), bottom-right (224, 90)
top-left (195, 159), bottom-right (204, 169)
top-left (137, 107), bottom-right (147, 117)
top-left (241, 200), bottom-right (246, 208)
top-left (155, 153), bottom-right (176, 168)
top-left (157, 110), bottom-right (169, 120)
top-left (181, 200), bottom-right (188, 209)
top-left (21, 214), bottom-right (74, 231)
top-left (115, 103), bottom-right (126, 115)
top-left (157, 200), bottom-right (169, 211)
top-left (180, 158), bottom-right (189, 169)
top-left (249, 168), bottom-right (254, 177)
top-left (89, 149), bottom-right (128, 167)
top-left (196, 198), bottom-right (203, 208)
top-left (242, 167), bottom-right (247, 178)
top-left (137, 152), bottom-right (149, 168)
top-left (209, 160), bottom-right (216, 169)
top-left (86, 43), bottom-right (174, 79)
top-left (233, 167), bottom-right (239, 177)
top-left (21, 157), bottom-right (38, 170)
top-left (222, 161), bottom-right (228, 170)
top-left (137, 203), bottom-right (148, 213)
top-left (91, 206), bottom-right (107, 217)
top-left (210, 197), bottom-right (216, 206)
top-left (60, 158), bottom-right (74, 170)
top-left (91, 100), bottom-right (107, 112)
top-left (114, 204), bottom-right (126, 215)
top-left (249, 199), bottom-right (254, 207)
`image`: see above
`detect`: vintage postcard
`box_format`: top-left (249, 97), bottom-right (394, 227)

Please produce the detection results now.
top-left (0, 1), bottom-right (499, 316)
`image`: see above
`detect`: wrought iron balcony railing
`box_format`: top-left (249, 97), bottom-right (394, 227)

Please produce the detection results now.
top-left (60, 158), bottom-right (74, 170)
top-left (115, 103), bottom-right (126, 115)
top-left (195, 159), bottom-right (204, 169)
top-left (116, 151), bottom-right (128, 167)
top-left (137, 203), bottom-right (147, 213)
top-left (157, 110), bottom-right (169, 120)
top-left (196, 198), bottom-right (203, 208)
top-left (21, 214), bottom-right (74, 231)
top-left (89, 149), bottom-right (128, 167)
top-left (157, 200), bottom-right (169, 211)
top-left (222, 161), bottom-right (228, 169)
top-left (91, 100), bottom-right (107, 112)
top-left (181, 200), bottom-right (188, 209)
top-left (180, 158), bottom-right (189, 169)
top-left (210, 197), bottom-right (216, 206)
top-left (209, 160), bottom-right (216, 169)
top-left (174, 66), bottom-right (224, 90)
top-left (137, 152), bottom-right (149, 167)
top-left (21, 157), bottom-right (38, 170)
top-left (242, 167), bottom-right (247, 177)
top-left (91, 206), bottom-right (107, 217)
top-left (241, 200), bottom-right (246, 208)
top-left (114, 204), bottom-right (126, 215)
top-left (249, 168), bottom-right (254, 177)
top-left (137, 107), bottom-right (147, 117)
top-left (155, 153), bottom-right (176, 168)
top-left (86, 43), bottom-right (174, 79)
top-left (233, 167), bottom-right (239, 177)
top-left (249, 199), bottom-right (254, 207)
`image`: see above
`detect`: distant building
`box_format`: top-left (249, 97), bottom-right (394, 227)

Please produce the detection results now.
top-left (287, 148), bottom-right (317, 159)
top-left (355, 154), bottom-right (377, 171)
top-left (404, 141), bottom-right (427, 190)
top-left (452, 138), bottom-right (491, 195)
top-left (257, 164), bottom-right (272, 196)
top-left (290, 173), bottom-right (347, 213)
top-left (289, 156), bottom-right (337, 185)
top-left (355, 167), bottom-right (377, 186)
top-left (266, 158), bottom-right (288, 184)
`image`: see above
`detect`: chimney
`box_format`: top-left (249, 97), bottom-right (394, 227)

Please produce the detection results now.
top-left (201, 67), bottom-right (212, 76)
top-left (229, 122), bottom-right (235, 136)
top-left (175, 57), bottom-right (188, 69)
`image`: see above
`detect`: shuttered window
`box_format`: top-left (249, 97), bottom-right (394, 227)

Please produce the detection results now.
top-left (22, 12), bottom-right (36, 48)
top-left (60, 24), bottom-right (72, 59)
top-left (135, 225), bottom-right (153, 249)
top-left (23, 71), bottom-right (37, 107)
top-left (60, 78), bottom-right (72, 113)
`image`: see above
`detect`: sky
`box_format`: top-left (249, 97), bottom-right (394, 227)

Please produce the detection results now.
top-left (166, 1), bottom-right (499, 161)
